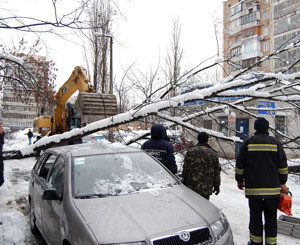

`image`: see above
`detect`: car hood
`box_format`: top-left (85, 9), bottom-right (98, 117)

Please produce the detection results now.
top-left (73, 185), bottom-right (219, 244)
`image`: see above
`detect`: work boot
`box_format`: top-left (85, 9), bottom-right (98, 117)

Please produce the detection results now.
top-left (248, 241), bottom-right (262, 245)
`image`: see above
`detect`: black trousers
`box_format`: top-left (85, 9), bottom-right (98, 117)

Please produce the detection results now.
top-left (248, 198), bottom-right (280, 245)
top-left (0, 157), bottom-right (4, 186)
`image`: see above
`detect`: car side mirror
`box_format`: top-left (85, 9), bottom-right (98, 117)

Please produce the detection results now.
top-left (175, 172), bottom-right (184, 182)
top-left (43, 188), bottom-right (62, 201)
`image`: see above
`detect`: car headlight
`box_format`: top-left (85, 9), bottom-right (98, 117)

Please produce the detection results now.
top-left (210, 211), bottom-right (229, 241)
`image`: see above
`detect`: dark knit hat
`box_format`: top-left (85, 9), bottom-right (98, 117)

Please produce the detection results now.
top-left (254, 117), bottom-right (269, 131)
top-left (197, 132), bottom-right (209, 143)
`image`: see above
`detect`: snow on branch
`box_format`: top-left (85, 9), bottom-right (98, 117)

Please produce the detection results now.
top-left (5, 67), bottom-right (300, 159)
top-left (156, 112), bottom-right (242, 143)
top-left (0, 53), bottom-right (24, 66)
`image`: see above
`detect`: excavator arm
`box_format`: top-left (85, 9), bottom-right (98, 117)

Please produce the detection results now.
top-left (34, 66), bottom-right (117, 135)
top-left (53, 66), bottom-right (94, 133)
top-left (52, 66), bottom-right (117, 134)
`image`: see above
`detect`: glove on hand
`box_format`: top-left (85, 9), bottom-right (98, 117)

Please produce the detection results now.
top-left (213, 186), bottom-right (220, 195)
top-left (280, 184), bottom-right (289, 194)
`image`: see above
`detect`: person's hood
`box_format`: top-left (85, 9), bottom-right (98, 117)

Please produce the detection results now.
top-left (151, 124), bottom-right (166, 140)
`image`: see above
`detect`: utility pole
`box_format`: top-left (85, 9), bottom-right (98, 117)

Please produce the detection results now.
top-left (95, 33), bottom-right (114, 142)
top-left (109, 36), bottom-right (113, 95)
top-left (94, 33), bottom-right (113, 94)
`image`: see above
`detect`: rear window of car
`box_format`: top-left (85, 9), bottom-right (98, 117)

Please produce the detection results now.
top-left (72, 151), bottom-right (179, 198)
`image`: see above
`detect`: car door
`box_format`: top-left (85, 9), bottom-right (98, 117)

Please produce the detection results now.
top-left (30, 152), bottom-right (48, 229)
top-left (32, 153), bottom-right (58, 240)
top-left (41, 155), bottom-right (65, 245)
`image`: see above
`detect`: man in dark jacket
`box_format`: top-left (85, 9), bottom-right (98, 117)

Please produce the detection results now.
top-left (235, 117), bottom-right (288, 245)
top-left (141, 124), bottom-right (177, 174)
top-left (0, 122), bottom-right (5, 186)
top-left (182, 132), bottom-right (221, 200)
top-left (27, 129), bottom-right (33, 145)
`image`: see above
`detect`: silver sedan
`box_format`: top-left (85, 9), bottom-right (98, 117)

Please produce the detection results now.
top-left (28, 142), bottom-right (234, 245)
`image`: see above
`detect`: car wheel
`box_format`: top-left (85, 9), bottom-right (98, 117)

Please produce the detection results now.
top-left (30, 201), bottom-right (39, 235)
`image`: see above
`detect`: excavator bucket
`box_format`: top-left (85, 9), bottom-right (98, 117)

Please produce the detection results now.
top-left (75, 92), bottom-right (118, 125)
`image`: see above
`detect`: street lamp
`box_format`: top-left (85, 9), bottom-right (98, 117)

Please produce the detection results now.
top-left (95, 33), bottom-right (113, 94)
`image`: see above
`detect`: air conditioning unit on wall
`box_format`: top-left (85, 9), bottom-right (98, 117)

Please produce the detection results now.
top-left (259, 35), bottom-right (264, 40)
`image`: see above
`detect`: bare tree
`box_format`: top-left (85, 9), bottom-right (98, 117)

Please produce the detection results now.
top-left (86, 0), bottom-right (116, 93)
top-left (7, 53), bottom-right (300, 160)
top-left (0, 1), bottom-right (91, 33)
top-left (2, 1), bottom-right (300, 176)
top-left (114, 63), bottom-right (135, 113)
top-left (127, 63), bottom-right (162, 104)
top-left (164, 17), bottom-right (183, 99)
top-left (0, 0), bottom-right (99, 94)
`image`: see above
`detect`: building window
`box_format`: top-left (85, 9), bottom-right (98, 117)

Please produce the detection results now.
top-left (263, 10), bottom-right (268, 20)
top-left (241, 12), bottom-right (259, 25)
top-left (264, 0), bottom-right (269, 4)
top-left (264, 41), bottom-right (269, 51)
top-left (263, 26), bottom-right (269, 35)
top-left (204, 120), bottom-right (212, 130)
top-left (231, 2), bottom-right (242, 16)
top-left (263, 59), bottom-right (269, 67)
top-left (229, 18), bottom-right (241, 33)
top-left (218, 116), bottom-right (229, 136)
top-left (230, 46), bottom-right (241, 58)
top-left (275, 116), bottom-right (287, 138)
top-left (242, 58), bottom-right (258, 68)
top-left (229, 61), bottom-right (242, 73)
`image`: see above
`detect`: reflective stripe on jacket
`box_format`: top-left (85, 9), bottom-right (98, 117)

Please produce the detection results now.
top-left (235, 131), bottom-right (288, 199)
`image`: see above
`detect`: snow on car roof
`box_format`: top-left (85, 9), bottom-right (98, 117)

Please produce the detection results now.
top-left (46, 141), bottom-right (141, 157)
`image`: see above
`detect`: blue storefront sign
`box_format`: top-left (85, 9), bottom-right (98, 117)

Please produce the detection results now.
top-left (258, 101), bottom-right (275, 115)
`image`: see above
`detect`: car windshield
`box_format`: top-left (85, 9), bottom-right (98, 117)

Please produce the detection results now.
top-left (72, 151), bottom-right (179, 198)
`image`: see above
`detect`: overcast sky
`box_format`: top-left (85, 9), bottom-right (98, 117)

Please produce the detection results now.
top-left (1, 0), bottom-right (224, 90)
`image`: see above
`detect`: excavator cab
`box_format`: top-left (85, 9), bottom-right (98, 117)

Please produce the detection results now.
top-left (33, 115), bottom-right (51, 136)
top-left (66, 103), bottom-right (81, 130)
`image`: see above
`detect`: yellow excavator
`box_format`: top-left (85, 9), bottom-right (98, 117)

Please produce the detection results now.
top-left (33, 66), bottom-right (117, 136)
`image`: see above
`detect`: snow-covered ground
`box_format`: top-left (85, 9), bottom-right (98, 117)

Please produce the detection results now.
top-left (0, 129), bottom-right (299, 244)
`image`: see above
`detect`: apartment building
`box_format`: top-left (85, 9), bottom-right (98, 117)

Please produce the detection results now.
top-left (181, 0), bottom-right (300, 159)
top-left (223, 0), bottom-right (300, 76)
top-left (1, 81), bottom-right (37, 130)
top-left (273, 0), bottom-right (300, 73)
top-left (1, 55), bottom-right (51, 131)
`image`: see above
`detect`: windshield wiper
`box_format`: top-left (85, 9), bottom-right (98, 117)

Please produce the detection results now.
top-left (76, 193), bottom-right (114, 199)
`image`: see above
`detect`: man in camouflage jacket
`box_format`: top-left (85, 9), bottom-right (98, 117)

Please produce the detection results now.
top-left (182, 132), bottom-right (221, 200)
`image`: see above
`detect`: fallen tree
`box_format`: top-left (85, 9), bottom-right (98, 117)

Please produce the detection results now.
top-left (4, 68), bottom-right (300, 160)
